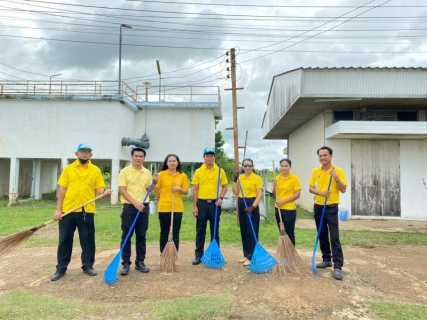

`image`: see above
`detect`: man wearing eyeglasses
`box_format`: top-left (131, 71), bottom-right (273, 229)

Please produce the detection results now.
top-left (191, 147), bottom-right (228, 265)
top-left (51, 143), bottom-right (111, 281)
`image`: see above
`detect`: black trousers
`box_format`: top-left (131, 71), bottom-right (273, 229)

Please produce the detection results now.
top-left (238, 198), bottom-right (260, 260)
top-left (56, 211), bottom-right (95, 273)
top-left (195, 200), bottom-right (221, 258)
top-left (314, 204), bottom-right (344, 269)
top-left (120, 203), bottom-right (149, 265)
top-left (158, 212), bottom-right (183, 253)
top-left (275, 208), bottom-right (297, 246)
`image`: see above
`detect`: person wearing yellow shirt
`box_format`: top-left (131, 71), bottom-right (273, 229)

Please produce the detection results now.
top-left (50, 143), bottom-right (111, 281)
top-left (191, 148), bottom-right (228, 265)
top-left (118, 147), bottom-right (157, 276)
top-left (309, 146), bottom-right (347, 281)
top-left (272, 158), bottom-right (302, 247)
top-left (154, 154), bottom-right (189, 253)
top-left (232, 158), bottom-right (263, 267)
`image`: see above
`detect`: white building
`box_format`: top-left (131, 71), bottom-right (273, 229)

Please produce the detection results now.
top-left (262, 67), bottom-right (427, 221)
top-left (0, 81), bottom-right (222, 204)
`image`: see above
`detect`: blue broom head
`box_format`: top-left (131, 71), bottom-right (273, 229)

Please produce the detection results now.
top-left (249, 243), bottom-right (277, 274)
top-left (311, 242), bottom-right (319, 274)
top-left (201, 239), bottom-right (226, 269)
top-left (104, 251), bottom-right (122, 285)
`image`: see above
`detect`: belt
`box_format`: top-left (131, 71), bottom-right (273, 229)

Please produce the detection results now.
top-left (123, 203), bottom-right (149, 206)
top-left (198, 199), bottom-right (216, 203)
top-left (315, 204), bottom-right (338, 208)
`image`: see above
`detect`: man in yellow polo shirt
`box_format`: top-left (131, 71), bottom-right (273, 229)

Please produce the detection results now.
top-left (118, 147), bottom-right (156, 276)
top-left (191, 148), bottom-right (228, 265)
top-left (309, 146), bottom-right (347, 281)
top-left (51, 143), bottom-right (111, 281)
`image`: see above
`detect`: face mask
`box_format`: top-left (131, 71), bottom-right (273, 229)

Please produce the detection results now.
top-left (78, 158), bottom-right (89, 165)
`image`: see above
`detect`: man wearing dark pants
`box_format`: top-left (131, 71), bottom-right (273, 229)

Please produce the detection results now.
top-left (309, 146), bottom-right (347, 281)
top-left (51, 143), bottom-right (111, 281)
top-left (191, 148), bottom-right (228, 265)
top-left (118, 147), bottom-right (157, 275)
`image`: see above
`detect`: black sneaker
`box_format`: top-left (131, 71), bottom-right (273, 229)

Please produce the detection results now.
top-left (334, 268), bottom-right (344, 281)
top-left (135, 261), bottom-right (150, 273)
top-left (82, 266), bottom-right (97, 276)
top-left (50, 271), bottom-right (66, 281)
top-left (316, 260), bottom-right (333, 268)
top-left (120, 263), bottom-right (130, 276)
top-left (192, 257), bottom-right (201, 265)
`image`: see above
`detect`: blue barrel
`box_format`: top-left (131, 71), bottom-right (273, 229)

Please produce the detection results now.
top-left (339, 208), bottom-right (349, 222)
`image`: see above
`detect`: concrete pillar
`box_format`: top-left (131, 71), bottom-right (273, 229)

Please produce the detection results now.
top-left (111, 158), bottom-right (120, 204)
top-left (8, 157), bottom-right (19, 206)
top-left (323, 109), bottom-right (333, 127)
top-left (419, 110), bottom-right (426, 121)
top-left (34, 159), bottom-right (42, 199)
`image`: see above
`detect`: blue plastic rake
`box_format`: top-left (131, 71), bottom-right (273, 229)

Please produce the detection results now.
top-left (237, 179), bottom-right (277, 274)
top-left (201, 168), bottom-right (226, 269)
top-left (104, 180), bottom-right (155, 285)
top-left (311, 176), bottom-right (333, 274)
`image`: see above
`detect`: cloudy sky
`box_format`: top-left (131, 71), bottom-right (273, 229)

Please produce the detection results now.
top-left (1, 0), bottom-right (427, 168)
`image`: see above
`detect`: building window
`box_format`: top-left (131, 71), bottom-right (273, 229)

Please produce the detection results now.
top-left (397, 111), bottom-right (417, 121)
top-left (334, 111), bottom-right (354, 122)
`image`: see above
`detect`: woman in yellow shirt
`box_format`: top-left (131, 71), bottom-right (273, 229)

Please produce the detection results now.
top-left (232, 158), bottom-right (263, 267)
top-left (273, 158), bottom-right (302, 246)
top-left (154, 154), bottom-right (189, 253)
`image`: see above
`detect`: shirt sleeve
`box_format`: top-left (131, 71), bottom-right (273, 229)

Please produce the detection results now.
top-left (118, 169), bottom-right (126, 187)
top-left (294, 176), bottom-right (302, 190)
top-left (181, 173), bottom-right (189, 190)
top-left (255, 175), bottom-right (263, 189)
top-left (338, 168), bottom-right (348, 186)
top-left (94, 168), bottom-right (105, 189)
top-left (154, 172), bottom-right (162, 189)
top-left (220, 168), bottom-right (228, 185)
top-left (57, 167), bottom-right (69, 187)
top-left (308, 169), bottom-right (316, 187)
top-left (192, 169), bottom-right (200, 185)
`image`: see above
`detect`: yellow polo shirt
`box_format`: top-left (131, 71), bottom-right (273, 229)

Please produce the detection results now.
top-left (192, 164), bottom-right (228, 199)
top-left (309, 165), bottom-right (347, 205)
top-left (155, 170), bottom-right (189, 212)
top-left (275, 173), bottom-right (302, 210)
top-left (237, 172), bottom-right (263, 198)
top-left (118, 165), bottom-right (152, 204)
top-left (57, 159), bottom-right (105, 213)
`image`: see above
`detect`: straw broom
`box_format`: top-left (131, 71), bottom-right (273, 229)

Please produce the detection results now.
top-left (0, 194), bottom-right (106, 257)
top-left (159, 185), bottom-right (180, 272)
top-left (271, 160), bottom-right (307, 276)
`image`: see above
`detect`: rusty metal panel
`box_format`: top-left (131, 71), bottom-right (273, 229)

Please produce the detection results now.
top-left (351, 140), bottom-right (401, 217)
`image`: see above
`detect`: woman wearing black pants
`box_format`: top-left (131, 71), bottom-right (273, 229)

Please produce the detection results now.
top-left (273, 158), bottom-right (302, 246)
top-left (232, 158), bottom-right (263, 267)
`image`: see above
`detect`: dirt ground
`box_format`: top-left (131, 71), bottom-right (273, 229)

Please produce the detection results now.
top-left (0, 220), bottom-right (426, 319)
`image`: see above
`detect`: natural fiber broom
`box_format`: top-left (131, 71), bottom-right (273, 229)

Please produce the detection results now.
top-left (271, 160), bottom-right (307, 276)
top-left (0, 194), bottom-right (106, 257)
top-left (159, 185), bottom-right (180, 272)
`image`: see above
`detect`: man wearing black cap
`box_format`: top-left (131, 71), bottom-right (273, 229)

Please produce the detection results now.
top-left (191, 147), bottom-right (228, 265)
top-left (51, 143), bottom-right (111, 281)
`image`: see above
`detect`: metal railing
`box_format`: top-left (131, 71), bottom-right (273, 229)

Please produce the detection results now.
top-left (0, 81), bottom-right (221, 104)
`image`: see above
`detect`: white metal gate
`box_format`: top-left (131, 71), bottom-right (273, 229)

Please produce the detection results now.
top-left (351, 140), bottom-right (401, 217)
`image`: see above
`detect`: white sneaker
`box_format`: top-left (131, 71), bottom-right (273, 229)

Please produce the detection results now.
top-left (238, 257), bottom-right (247, 263)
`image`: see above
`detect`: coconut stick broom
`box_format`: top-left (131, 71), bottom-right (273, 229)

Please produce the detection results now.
top-left (271, 160), bottom-right (307, 276)
top-left (159, 184), bottom-right (180, 272)
top-left (0, 193), bottom-right (106, 257)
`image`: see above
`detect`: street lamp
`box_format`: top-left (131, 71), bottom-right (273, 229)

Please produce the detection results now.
top-left (118, 24), bottom-right (132, 94)
top-left (49, 73), bottom-right (62, 95)
top-left (143, 81), bottom-right (151, 101)
top-left (156, 60), bottom-right (161, 102)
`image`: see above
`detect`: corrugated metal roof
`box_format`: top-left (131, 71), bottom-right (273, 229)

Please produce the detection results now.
top-left (263, 67), bottom-right (427, 140)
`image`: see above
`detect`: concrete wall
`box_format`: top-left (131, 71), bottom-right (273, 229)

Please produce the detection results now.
top-left (288, 111), bottom-right (325, 210)
top-left (400, 140), bottom-right (427, 220)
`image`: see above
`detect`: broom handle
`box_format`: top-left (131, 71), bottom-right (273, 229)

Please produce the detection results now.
top-left (168, 184), bottom-right (175, 239)
top-left (35, 193), bottom-right (107, 230)
top-left (213, 167), bottom-right (221, 238)
top-left (272, 160), bottom-right (284, 225)
top-left (236, 179), bottom-right (258, 243)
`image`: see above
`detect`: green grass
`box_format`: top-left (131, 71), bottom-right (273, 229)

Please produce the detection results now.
top-left (139, 293), bottom-right (234, 320)
top-left (0, 289), bottom-right (109, 320)
top-left (0, 197), bottom-right (425, 249)
top-left (367, 301), bottom-right (427, 320)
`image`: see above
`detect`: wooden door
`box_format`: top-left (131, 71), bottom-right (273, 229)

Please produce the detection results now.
top-left (351, 140), bottom-right (400, 217)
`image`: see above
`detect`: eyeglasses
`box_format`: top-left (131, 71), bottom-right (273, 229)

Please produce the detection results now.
top-left (242, 164), bottom-right (253, 168)
top-left (78, 150), bottom-right (91, 154)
